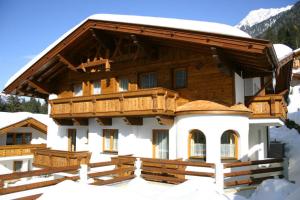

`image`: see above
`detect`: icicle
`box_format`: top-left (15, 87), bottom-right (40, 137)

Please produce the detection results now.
top-left (272, 70), bottom-right (276, 93)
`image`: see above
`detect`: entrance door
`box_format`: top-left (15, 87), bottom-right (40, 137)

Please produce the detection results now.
top-left (153, 130), bottom-right (169, 159)
top-left (68, 129), bottom-right (76, 152)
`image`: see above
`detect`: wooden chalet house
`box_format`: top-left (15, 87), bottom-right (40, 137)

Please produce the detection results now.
top-left (2, 14), bottom-right (294, 167)
top-left (0, 112), bottom-right (47, 174)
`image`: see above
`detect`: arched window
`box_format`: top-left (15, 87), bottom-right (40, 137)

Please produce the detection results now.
top-left (188, 130), bottom-right (206, 159)
top-left (221, 130), bottom-right (238, 159)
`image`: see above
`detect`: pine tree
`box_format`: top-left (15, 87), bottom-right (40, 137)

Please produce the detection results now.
top-left (6, 95), bottom-right (22, 112)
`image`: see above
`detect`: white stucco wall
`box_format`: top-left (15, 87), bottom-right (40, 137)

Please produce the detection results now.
top-left (0, 156), bottom-right (32, 175)
top-left (244, 77), bottom-right (261, 96)
top-left (248, 125), bottom-right (268, 160)
top-left (235, 73), bottom-right (245, 104)
top-left (175, 114), bottom-right (250, 163)
top-left (47, 118), bottom-right (89, 151)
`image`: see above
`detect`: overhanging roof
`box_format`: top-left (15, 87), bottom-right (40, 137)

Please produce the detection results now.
top-left (2, 14), bottom-right (293, 98)
top-left (0, 117), bottom-right (47, 134)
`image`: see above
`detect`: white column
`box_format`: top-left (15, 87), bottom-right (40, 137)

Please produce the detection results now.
top-left (79, 164), bottom-right (88, 184)
top-left (206, 134), bottom-right (221, 163)
top-left (215, 162), bottom-right (224, 192)
top-left (134, 158), bottom-right (142, 177)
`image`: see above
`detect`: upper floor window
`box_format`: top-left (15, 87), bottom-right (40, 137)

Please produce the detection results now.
top-left (6, 133), bottom-right (32, 145)
top-left (93, 81), bottom-right (101, 95)
top-left (173, 68), bottom-right (187, 89)
top-left (139, 72), bottom-right (157, 89)
top-left (119, 78), bottom-right (129, 92)
top-left (103, 129), bottom-right (118, 153)
top-left (74, 83), bottom-right (83, 96)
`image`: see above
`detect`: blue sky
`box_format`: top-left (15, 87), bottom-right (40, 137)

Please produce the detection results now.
top-left (0, 0), bottom-right (297, 91)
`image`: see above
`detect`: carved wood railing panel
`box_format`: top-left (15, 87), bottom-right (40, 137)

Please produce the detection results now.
top-left (50, 87), bottom-right (178, 118)
top-left (248, 95), bottom-right (287, 120)
top-left (33, 149), bottom-right (91, 168)
top-left (0, 144), bottom-right (46, 157)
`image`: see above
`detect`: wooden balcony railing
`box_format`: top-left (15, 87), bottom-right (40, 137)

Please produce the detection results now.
top-left (33, 149), bottom-right (91, 168)
top-left (49, 87), bottom-right (178, 118)
top-left (0, 144), bottom-right (46, 157)
top-left (247, 95), bottom-right (287, 120)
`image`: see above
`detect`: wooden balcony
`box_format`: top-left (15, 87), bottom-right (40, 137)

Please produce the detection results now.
top-left (248, 95), bottom-right (287, 120)
top-left (0, 144), bottom-right (46, 157)
top-left (50, 87), bottom-right (178, 118)
top-left (33, 149), bottom-right (91, 168)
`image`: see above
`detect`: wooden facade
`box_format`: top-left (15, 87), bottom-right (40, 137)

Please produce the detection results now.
top-left (3, 18), bottom-right (293, 123)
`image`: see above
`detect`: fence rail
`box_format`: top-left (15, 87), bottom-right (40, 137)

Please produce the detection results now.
top-left (223, 158), bottom-right (284, 188)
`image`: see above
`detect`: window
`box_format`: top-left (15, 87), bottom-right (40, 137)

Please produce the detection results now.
top-left (74, 83), bottom-right (83, 96)
top-left (221, 130), bottom-right (238, 159)
top-left (153, 130), bottom-right (169, 159)
top-left (13, 161), bottom-right (23, 172)
top-left (189, 130), bottom-right (206, 159)
top-left (6, 133), bottom-right (32, 145)
top-left (139, 72), bottom-right (157, 89)
top-left (119, 78), bottom-right (129, 92)
top-left (68, 129), bottom-right (76, 152)
top-left (92, 81), bottom-right (101, 95)
top-left (6, 134), bottom-right (13, 145)
top-left (103, 129), bottom-right (118, 153)
top-left (174, 68), bottom-right (187, 88)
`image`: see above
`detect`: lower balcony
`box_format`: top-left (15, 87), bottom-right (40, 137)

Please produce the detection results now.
top-left (50, 87), bottom-right (178, 119)
top-left (33, 149), bottom-right (91, 168)
top-left (0, 144), bottom-right (46, 157)
top-left (247, 94), bottom-right (287, 120)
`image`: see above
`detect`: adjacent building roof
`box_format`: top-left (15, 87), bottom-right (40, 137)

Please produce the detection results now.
top-left (0, 112), bottom-right (50, 134)
top-left (176, 100), bottom-right (251, 116)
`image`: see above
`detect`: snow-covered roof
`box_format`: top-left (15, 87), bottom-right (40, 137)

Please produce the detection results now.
top-left (4, 14), bottom-right (251, 89)
top-left (273, 44), bottom-right (293, 62)
top-left (294, 48), bottom-right (300, 55)
top-left (0, 112), bottom-right (51, 130)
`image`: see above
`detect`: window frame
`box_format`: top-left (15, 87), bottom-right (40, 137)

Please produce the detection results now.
top-left (118, 77), bottom-right (129, 92)
top-left (221, 130), bottom-right (239, 160)
top-left (13, 161), bottom-right (23, 172)
top-left (139, 72), bottom-right (157, 89)
top-left (6, 133), bottom-right (32, 145)
top-left (173, 67), bottom-right (187, 89)
top-left (188, 130), bottom-right (206, 160)
top-left (152, 129), bottom-right (169, 159)
top-left (73, 82), bottom-right (83, 97)
top-left (92, 80), bottom-right (102, 95)
top-left (102, 129), bottom-right (118, 154)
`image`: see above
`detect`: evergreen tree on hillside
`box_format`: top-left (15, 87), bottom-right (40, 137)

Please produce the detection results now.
top-left (6, 95), bottom-right (22, 112)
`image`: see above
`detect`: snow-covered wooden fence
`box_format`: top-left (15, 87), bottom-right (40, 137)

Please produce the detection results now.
top-left (222, 158), bottom-right (284, 188)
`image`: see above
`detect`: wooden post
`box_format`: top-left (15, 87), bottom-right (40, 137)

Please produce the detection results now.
top-left (134, 158), bottom-right (142, 177)
top-left (79, 164), bottom-right (88, 184)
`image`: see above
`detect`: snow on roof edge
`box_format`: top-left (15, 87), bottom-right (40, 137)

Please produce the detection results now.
top-left (4, 14), bottom-right (251, 90)
top-left (0, 112), bottom-right (51, 130)
top-left (273, 43), bottom-right (293, 62)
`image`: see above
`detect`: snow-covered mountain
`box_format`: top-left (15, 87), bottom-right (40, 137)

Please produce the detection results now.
top-left (236, 5), bottom-right (293, 37)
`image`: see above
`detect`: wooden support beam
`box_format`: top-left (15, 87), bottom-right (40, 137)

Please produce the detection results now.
top-left (123, 117), bottom-right (143, 126)
top-left (96, 117), bottom-right (112, 126)
top-left (57, 54), bottom-right (77, 71)
top-left (155, 116), bottom-right (174, 126)
top-left (72, 118), bottom-right (88, 126)
top-left (27, 80), bottom-right (50, 94)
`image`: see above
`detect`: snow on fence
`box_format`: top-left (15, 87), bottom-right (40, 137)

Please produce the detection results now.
top-left (223, 158), bottom-right (284, 188)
